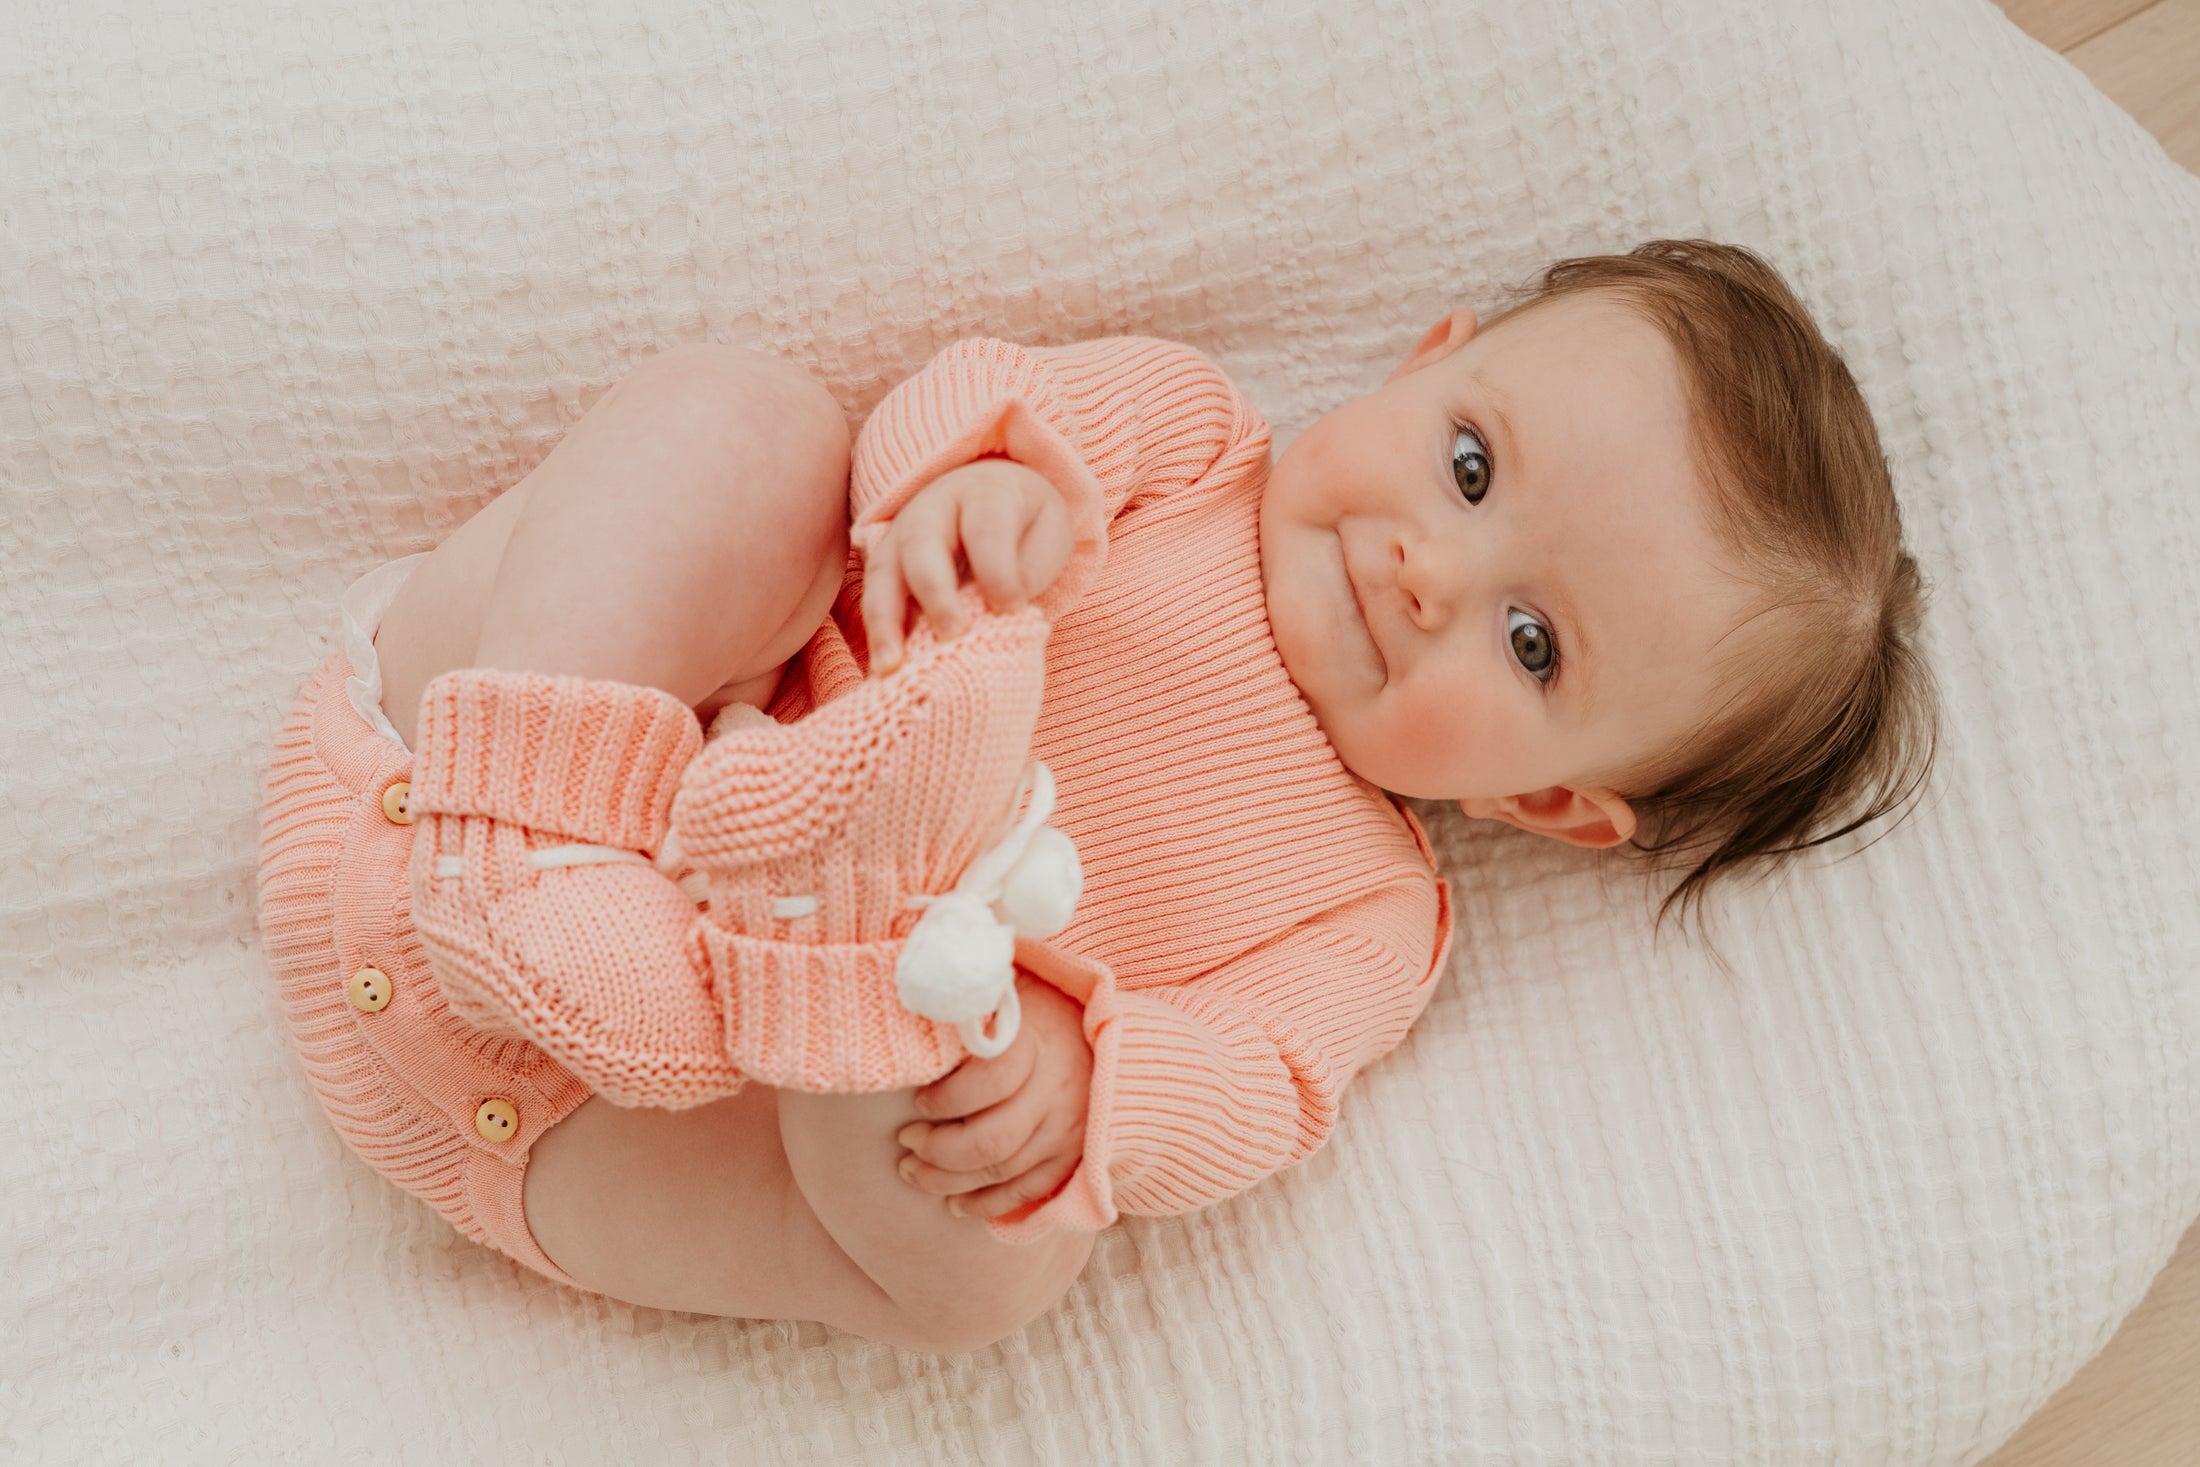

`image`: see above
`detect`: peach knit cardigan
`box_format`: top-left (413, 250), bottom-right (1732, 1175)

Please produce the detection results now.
top-left (272, 335), bottom-right (1455, 1249)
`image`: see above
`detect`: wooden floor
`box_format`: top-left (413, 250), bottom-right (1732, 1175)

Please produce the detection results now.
top-left (1994, 0), bottom-right (2200, 173)
top-left (1973, 8), bottom-right (2198, 1464)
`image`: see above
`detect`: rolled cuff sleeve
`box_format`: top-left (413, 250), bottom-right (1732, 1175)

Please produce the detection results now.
top-left (983, 874), bottom-right (1452, 1244)
top-left (848, 335), bottom-right (1252, 622)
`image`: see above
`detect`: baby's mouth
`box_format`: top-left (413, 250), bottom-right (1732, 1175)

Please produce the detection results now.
top-left (1337, 535), bottom-right (1387, 679)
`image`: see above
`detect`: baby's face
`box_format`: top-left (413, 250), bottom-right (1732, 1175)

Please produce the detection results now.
top-left (1259, 291), bottom-right (1764, 846)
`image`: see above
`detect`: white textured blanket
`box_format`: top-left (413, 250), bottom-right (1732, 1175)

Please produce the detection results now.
top-left (3, 0), bottom-right (2197, 1462)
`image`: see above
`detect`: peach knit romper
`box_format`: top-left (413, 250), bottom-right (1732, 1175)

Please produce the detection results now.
top-left (255, 335), bottom-right (1454, 1290)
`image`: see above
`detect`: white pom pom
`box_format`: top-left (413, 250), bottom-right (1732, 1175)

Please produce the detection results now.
top-left (995, 824), bottom-right (1082, 938)
top-left (895, 892), bottom-right (1016, 1023)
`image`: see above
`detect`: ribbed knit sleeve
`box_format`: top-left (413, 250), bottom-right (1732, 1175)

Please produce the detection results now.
top-left (848, 336), bottom-right (1247, 620)
top-left (984, 873), bottom-right (1454, 1243)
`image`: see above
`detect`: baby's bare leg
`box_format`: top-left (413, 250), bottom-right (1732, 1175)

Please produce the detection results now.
top-left (469, 343), bottom-right (848, 708)
top-left (425, 343), bottom-right (1090, 1349)
top-left (776, 1018), bottom-right (1099, 1350)
top-left (376, 342), bottom-right (846, 752)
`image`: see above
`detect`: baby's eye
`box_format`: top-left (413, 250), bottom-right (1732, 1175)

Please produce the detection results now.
top-left (1508, 608), bottom-right (1556, 682)
top-left (1451, 424), bottom-right (1492, 504)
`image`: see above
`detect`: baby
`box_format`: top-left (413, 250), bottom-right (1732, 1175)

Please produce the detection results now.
top-left (256, 239), bottom-right (1937, 1355)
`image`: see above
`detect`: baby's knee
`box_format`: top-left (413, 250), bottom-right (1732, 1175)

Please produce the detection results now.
top-left (628, 342), bottom-right (853, 547)
top-left (932, 1228), bottom-right (1098, 1355)
top-left (643, 343), bottom-right (851, 469)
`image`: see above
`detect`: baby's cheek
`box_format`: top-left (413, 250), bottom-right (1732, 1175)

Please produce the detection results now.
top-left (1288, 433), bottom-right (1328, 490)
top-left (1373, 683), bottom-right (1514, 800)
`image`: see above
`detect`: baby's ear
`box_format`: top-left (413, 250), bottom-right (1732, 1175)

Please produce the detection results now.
top-left (1457, 785), bottom-right (1636, 849)
top-left (1387, 308), bottom-right (1479, 384)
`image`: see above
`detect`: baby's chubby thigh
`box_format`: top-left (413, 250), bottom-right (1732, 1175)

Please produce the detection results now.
top-left (373, 342), bottom-right (872, 1318)
top-left (518, 1082), bottom-right (920, 1343)
top-left (524, 1083), bottom-right (1062, 1352)
top-left (376, 341), bottom-right (853, 750)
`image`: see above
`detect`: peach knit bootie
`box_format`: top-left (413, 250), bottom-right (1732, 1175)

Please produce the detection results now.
top-left (404, 585), bottom-right (1077, 1107)
top-left (666, 587), bottom-right (1066, 1092)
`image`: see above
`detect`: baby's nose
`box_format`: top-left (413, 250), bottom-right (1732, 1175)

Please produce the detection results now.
top-left (1394, 532), bottom-right (1460, 631)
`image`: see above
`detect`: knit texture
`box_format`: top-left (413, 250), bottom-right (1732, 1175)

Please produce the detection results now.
top-left (406, 594), bottom-right (1056, 1099)
top-left (407, 660), bottom-right (704, 852)
top-left (675, 592), bottom-right (1054, 1086)
top-left (404, 668), bottom-right (744, 1104)
top-left (398, 331), bottom-right (1449, 1241)
top-left (799, 333), bottom-right (1451, 1239)
top-left (256, 653), bottom-right (592, 1288)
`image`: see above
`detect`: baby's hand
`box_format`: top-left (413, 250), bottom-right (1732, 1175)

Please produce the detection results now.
top-left (894, 970), bottom-right (1092, 1221)
top-left (860, 458), bottom-right (1073, 675)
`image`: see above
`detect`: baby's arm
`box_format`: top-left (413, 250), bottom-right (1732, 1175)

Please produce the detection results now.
top-left (972, 875), bottom-right (1450, 1240)
top-left (826, 334), bottom-right (1248, 1227)
top-left (847, 334), bottom-right (1260, 627)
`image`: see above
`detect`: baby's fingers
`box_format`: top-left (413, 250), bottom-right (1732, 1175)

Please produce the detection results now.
top-left (938, 1149), bottom-right (1084, 1222)
top-left (959, 492), bottom-right (1028, 612)
top-left (910, 1028), bottom-right (1035, 1124)
top-left (861, 504), bottom-right (964, 676)
top-left (898, 1090), bottom-right (1040, 1181)
top-left (897, 529), bottom-right (965, 643)
top-left (1016, 490), bottom-right (1074, 609)
top-left (859, 549), bottom-right (908, 674)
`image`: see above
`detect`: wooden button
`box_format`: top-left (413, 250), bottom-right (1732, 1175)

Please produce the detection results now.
top-left (475, 1099), bottom-right (520, 1143)
top-left (381, 780), bottom-right (412, 824)
top-left (347, 966), bottom-right (393, 1013)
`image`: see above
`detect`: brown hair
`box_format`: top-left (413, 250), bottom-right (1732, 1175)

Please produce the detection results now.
top-left (1482, 239), bottom-right (1939, 939)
